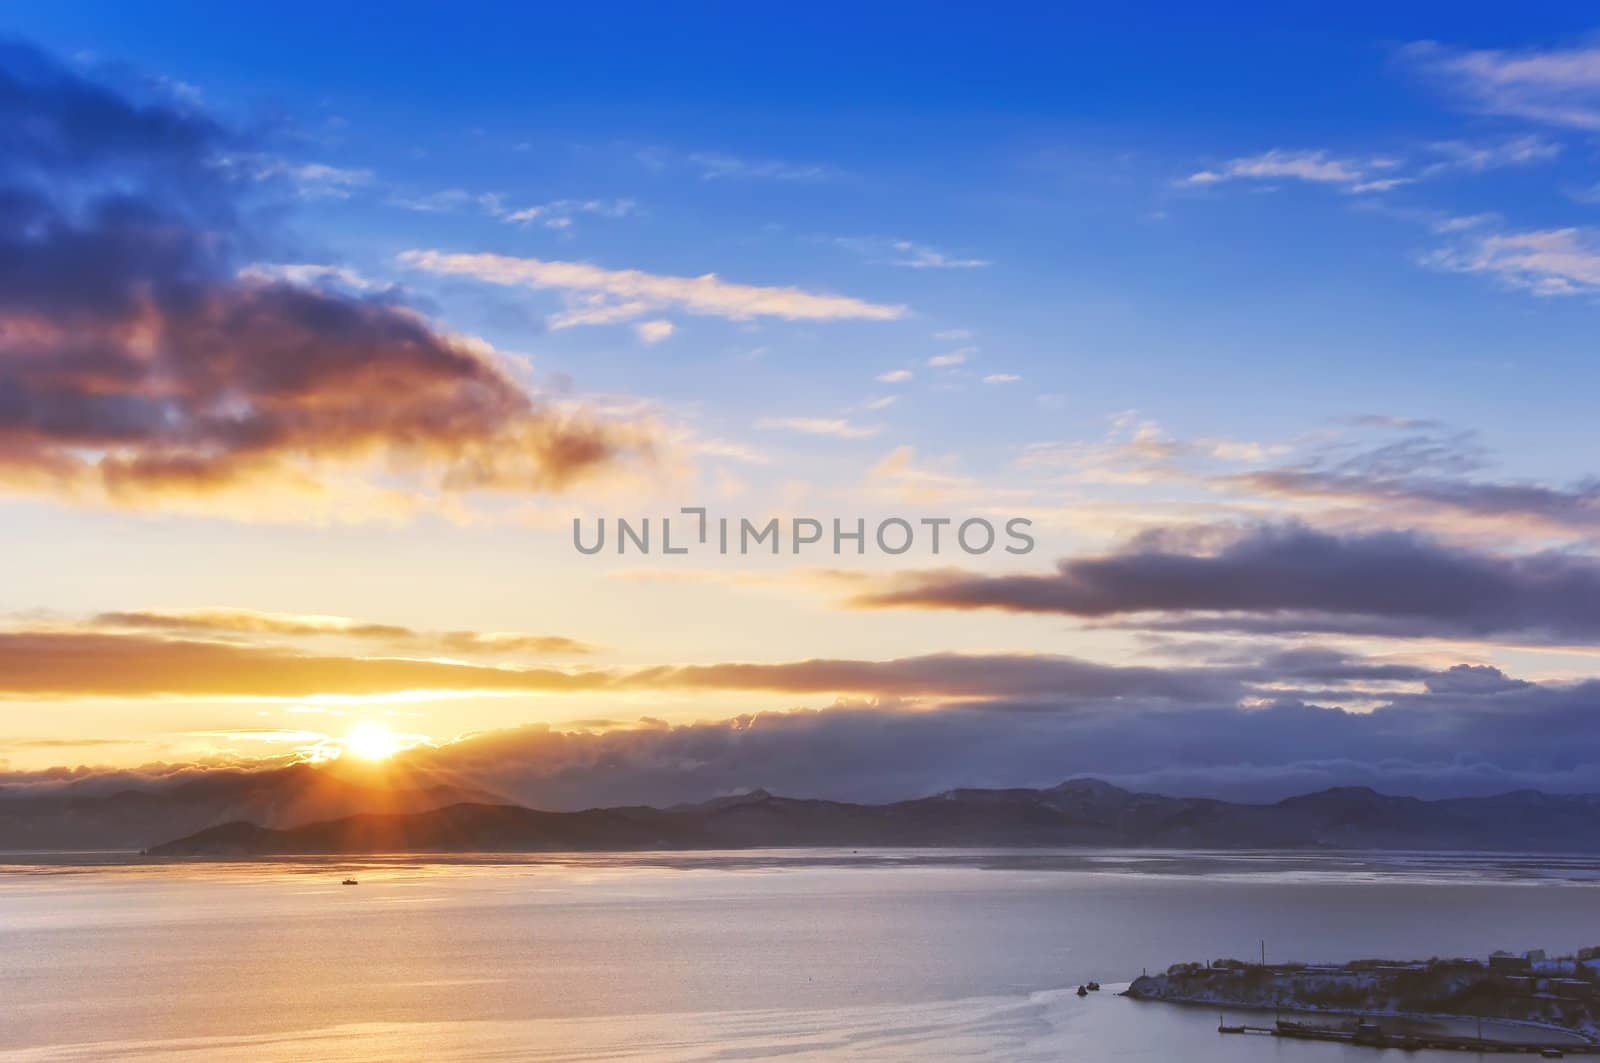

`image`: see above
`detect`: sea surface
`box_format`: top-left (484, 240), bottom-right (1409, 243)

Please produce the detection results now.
top-left (3, 849), bottom-right (1599, 1060)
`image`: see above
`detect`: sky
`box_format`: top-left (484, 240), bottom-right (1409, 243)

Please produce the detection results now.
top-left (5, 5), bottom-right (1600, 804)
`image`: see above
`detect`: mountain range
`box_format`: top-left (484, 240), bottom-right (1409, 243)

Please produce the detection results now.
top-left (0, 763), bottom-right (498, 852)
top-left (145, 779), bottom-right (1600, 856)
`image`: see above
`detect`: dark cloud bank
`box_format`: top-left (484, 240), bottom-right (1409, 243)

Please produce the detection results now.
top-left (857, 522), bottom-right (1600, 644)
top-left (0, 40), bottom-right (648, 508)
top-left (6, 653), bottom-right (1599, 808)
top-left (386, 668), bottom-right (1600, 807)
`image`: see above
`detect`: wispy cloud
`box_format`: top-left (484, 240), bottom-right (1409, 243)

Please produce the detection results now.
top-left (983, 373), bottom-right (1021, 384)
top-left (91, 608), bottom-right (596, 656)
top-left (389, 190), bottom-right (635, 230)
top-left (1406, 40), bottom-right (1600, 130)
top-left (755, 417), bottom-right (882, 440)
top-left (686, 151), bottom-right (837, 181)
top-left (865, 446), bottom-right (986, 505)
top-left (1421, 135), bottom-right (1562, 174)
top-left (501, 198), bottom-right (637, 229)
top-left (387, 188), bottom-right (496, 213)
top-left (237, 262), bottom-right (388, 293)
top-left (876, 369), bottom-right (914, 383)
top-left (1425, 227), bottom-right (1600, 296)
top-left (928, 347), bottom-right (975, 367)
top-left (227, 156), bottom-right (373, 199)
top-left (1182, 149), bottom-right (1408, 193)
top-left (400, 250), bottom-right (907, 326)
top-left (836, 236), bottom-right (991, 269)
top-left (634, 320), bottom-right (675, 344)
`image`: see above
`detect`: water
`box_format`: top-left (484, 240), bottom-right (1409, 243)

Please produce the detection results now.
top-left (3, 849), bottom-right (1599, 1060)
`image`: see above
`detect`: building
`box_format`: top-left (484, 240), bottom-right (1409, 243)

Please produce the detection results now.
top-left (1490, 953), bottom-right (1532, 974)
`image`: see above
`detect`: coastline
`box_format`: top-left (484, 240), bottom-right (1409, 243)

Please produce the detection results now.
top-left (1126, 954), bottom-right (1600, 1049)
top-left (1124, 989), bottom-right (1594, 1046)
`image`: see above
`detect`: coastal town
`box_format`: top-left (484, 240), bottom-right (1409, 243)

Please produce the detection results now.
top-left (1125, 947), bottom-right (1600, 1054)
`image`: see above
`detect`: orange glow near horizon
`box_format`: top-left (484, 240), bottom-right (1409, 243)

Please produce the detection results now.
top-left (342, 720), bottom-right (405, 762)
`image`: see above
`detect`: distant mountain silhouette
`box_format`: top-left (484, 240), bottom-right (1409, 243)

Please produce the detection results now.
top-left (0, 763), bottom-right (500, 851)
top-left (146, 779), bottom-right (1600, 856)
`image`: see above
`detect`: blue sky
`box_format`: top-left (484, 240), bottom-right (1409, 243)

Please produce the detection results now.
top-left (6, 6), bottom-right (1600, 799)
top-left (11, 2), bottom-right (1598, 464)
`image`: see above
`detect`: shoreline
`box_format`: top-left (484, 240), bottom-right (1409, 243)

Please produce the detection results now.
top-left (1126, 954), bottom-right (1600, 1049)
top-left (1124, 990), bottom-right (1595, 1045)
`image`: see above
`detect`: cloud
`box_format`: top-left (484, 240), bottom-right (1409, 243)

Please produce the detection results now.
top-left (238, 157), bottom-right (372, 199)
top-left (314, 667), bottom-right (1600, 805)
top-left (18, 629), bottom-right (1600, 804)
top-left (836, 237), bottom-right (990, 269)
top-left (386, 188), bottom-right (490, 213)
top-left (435, 631), bottom-right (596, 656)
top-left (983, 373), bottom-right (1021, 384)
top-left (1030, 413), bottom-right (1600, 542)
top-left (1424, 227), bottom-right (1600, 296)
top-left (629, 652), bottom-right (1243, 703)
top-left (0, 41), bottom-right (655, 515)
top-left (0, 630), bottom-right (609, 699)
top-left (865, 446), bottom-right (986, 505)
top-left (634, 320), bottom-right (674, 344)
top-left (686, 152), bottom-right (835, 182)
top-left (90, 608), bottom-right (596, 656)
top-left (927, 347), bottom-right (975, 367)
top-left (387, 190), bottom-right (636, 231)
top-left (852, 522), bottom-right (1600, 644)
top-left (400, 249), bottom-right (906, 328)
top-left (1230, 457), bottom-right (1600, 537)
top-left (876, 369), bottom-right (913, 383)
top-left (755, 417), bottom-right (882, 440)
top-left (888, 242), bottom-right (990, 269)
top-left (0, 626), bottom-right (1276, 705)
top-left (237, 262), bottom-right (388, 293)
top-left (1422, 135), bottom-right (1563, 174)
top-left (500, 198), bottom-right (636, 228)
top-left (1406, 40), bottom-right (1600, 130)
top-left (95, 609), bottom-right (411, 640)
top-left (1182, 149), bottom-right (1408, 192)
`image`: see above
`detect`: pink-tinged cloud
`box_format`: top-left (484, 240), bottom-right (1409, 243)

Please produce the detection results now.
top-left (0, 43), bottom-right (656, 515)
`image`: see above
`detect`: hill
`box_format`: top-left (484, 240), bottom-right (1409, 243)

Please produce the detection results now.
top-left (146, 780), bottom-right (1600, 855)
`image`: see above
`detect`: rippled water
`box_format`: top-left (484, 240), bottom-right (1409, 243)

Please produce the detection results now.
top-left (4, 849), bottom-right (1599, 1060)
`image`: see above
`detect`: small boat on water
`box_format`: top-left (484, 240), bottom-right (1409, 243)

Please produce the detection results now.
top-left (1086, 981), bottom-right (1101, 991)
top-left (341, 878), bottom-right (359, 886)
top-left (1076, 985), bottom-right (1088, 997)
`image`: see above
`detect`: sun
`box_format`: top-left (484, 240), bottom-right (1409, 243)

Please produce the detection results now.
top-left (342, 720), bottom-right (404, 762)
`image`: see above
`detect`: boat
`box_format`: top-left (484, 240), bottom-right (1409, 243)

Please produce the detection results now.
top-left (1077, 985), bottom-right (1088, 997)
top-left (1086, 981), bottom-right (1101, 991)
top-left (341, 878), bottom-right (358, 886)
